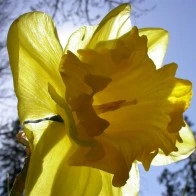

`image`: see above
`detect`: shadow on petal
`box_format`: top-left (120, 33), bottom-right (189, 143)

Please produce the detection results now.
top-left (24, 121), bottom-right (68, 195)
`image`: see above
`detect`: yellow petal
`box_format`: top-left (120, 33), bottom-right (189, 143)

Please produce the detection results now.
top-left (7, 12), bottom-right (65, 122)
top-left (69, 135), bottom-right (130, 187)
top-left (87, 4), bottom-right (131, 49)
top-left (99, 162), bottom-right (139, 196)
top-left (24, 121), bottom-right (103, 196)
top-left (65, 4), bottom-right (131, 53)
top-left (152, 123), bottom-right (195, 165)
top-left (99, 171), bottom-right (122, 196)
top-left (122, 162), bottom-right (139, 196)
top-left (139, 28), bottom-right (169, 68)
top-left (64, 25), bottom-right (97, 54)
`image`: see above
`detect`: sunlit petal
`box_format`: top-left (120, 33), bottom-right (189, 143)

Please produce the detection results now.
top-left (24, 121), bottom-right (103, 196)
top-left (99, 162), bottom-right (139, 196)
top-left (87, 3), bottom-right (131, 49)
top-left (64, 25), bottom-right (97, 54)
top-left (152, 123), bottom-right (195, 165)
top-left (122, 162), bottom-right (139, 196)
top-left (99, 172), bottom-right (122, 196)
top-left (7, 12), bottom-right (65, 122)
top-left (139, 28), bottom-right (168, 68)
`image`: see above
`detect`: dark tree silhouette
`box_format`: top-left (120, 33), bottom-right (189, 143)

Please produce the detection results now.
top-left (31, 0), bottom-right (155, 25)
top-left (0, 120), bottom-right (26, 196)
top-left (159, 117), bottom-right (196, 196)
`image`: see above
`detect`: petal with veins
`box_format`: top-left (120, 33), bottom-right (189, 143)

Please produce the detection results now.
top-left (7, 12), bottom-right (65, 122)
top-left (139, 28), bottom-right (169, 68)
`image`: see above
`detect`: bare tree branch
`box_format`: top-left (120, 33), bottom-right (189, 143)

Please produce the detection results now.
top-left (52, 0), bottom-right (60, 19)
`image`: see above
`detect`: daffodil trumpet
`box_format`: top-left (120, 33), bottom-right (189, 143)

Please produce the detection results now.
top-left (7, 4), bottom-right (195, 196)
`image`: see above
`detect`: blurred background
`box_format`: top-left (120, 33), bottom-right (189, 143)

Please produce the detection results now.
top-left (0, 0), bottom-right (195, 195)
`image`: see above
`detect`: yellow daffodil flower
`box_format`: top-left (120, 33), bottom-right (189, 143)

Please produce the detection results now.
top-left (7, 4), bottom-right (195, 196)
